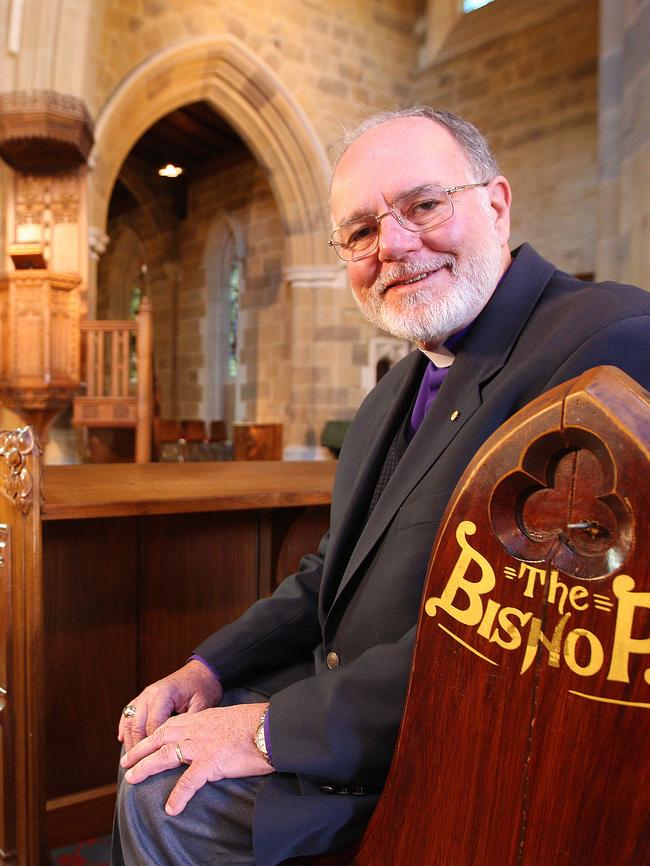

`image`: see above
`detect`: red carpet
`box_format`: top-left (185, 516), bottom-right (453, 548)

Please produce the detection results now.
top-left (50, 835), bottom-right (111, 865)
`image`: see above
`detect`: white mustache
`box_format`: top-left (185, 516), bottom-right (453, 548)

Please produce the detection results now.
top-left (373, 256), bottom-right (456, 296)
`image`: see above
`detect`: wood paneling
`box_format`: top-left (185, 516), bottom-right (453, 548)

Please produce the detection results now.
top-left (0, 458), bottom-right (334, 860)
top-left (139, 512), bottom-right (261, 684)
top-left (43, 518), bottom-right (138, 799)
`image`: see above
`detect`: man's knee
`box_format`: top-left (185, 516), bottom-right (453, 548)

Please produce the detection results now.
top-left (117, 765), bottom-right (181, 831)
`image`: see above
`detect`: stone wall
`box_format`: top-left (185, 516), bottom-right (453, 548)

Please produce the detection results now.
top-left (99, 150), bottom-right (293, 430)
top-left (5, 0), bottom-right (647, 462)
top-left (597, 0), bottom-right (650, 289)
top-left (177, 153), bottom-right (288, 426)
top-left (93, 0), bottom-right (418, 148)
top-left (98, 163), bottom-right (180, 415)
top-left (411, 0), bottom-right (600, 276)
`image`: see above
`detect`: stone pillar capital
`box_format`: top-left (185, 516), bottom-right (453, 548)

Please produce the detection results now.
top-left (283, 264), bottom-right (345, 290)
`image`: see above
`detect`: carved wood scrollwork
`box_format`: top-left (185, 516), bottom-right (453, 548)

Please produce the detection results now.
top-left (0, 427), bottom-right (42, 515)
top-left (489, 428), bottom-right (633, 580)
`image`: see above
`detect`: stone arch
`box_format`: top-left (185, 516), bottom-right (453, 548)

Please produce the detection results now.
top-left (90, 34), bottom-right (332, 277)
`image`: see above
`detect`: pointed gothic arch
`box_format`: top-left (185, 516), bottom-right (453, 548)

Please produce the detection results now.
top-left (90, 34), bottom-right (331, 282)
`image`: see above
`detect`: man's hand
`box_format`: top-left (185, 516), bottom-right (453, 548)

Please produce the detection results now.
top-left (118, 659), bottom-right (223, 752)
top-left (120, 702), bottom-right (274, 814)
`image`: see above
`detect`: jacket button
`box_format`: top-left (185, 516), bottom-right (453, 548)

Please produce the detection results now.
top-left (326, 651), bottom-right (340, 669)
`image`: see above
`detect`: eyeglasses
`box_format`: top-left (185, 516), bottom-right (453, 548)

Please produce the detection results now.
top-left (328, 181), bottom-right (490, 262)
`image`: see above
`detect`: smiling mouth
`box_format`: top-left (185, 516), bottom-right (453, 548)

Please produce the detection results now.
top-left (402, 272), bottom-right (431, 285)
top-left (385, 269), bottom-right (439, 292)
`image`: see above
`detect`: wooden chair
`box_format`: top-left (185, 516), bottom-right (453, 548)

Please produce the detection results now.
top-left (286, 365), bottom-right (650, 866)
top-left (208, 420), bottom-right (231, 461)
top-left (153, 417), bottom-right (187, 462)
top-left (72, 297), bottom-right (154, 463)
top-left (232, 422), bottom-right (283, 461)
top-left (180, 419), bottom-right (212, 461)
top-left (209, 420), bottom-right (228, 443)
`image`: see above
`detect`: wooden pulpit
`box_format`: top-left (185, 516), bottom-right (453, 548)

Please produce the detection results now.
top-left (292, 365), bottom-right (650, 866)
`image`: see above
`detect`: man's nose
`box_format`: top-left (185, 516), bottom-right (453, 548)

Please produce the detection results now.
top-left (376, 212), bottom-right (422, 262)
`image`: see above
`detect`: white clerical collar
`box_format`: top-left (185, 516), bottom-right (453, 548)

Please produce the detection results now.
top-left (418, 344), bottom-right (455, 369)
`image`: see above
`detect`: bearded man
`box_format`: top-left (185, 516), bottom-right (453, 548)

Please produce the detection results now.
top-left (112, 107), bottom-right (650, 866)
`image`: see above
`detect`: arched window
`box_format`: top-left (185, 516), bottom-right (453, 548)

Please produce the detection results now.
top-left (97, 224), bottom-right (147, 320)
top-left (203, 213), bottom-right (246, 429)
top-left (228, 259), bottom-right (240, 379)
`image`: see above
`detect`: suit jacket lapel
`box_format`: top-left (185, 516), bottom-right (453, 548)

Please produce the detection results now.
top-left (327, 244), bottom-right (556, 611)
top-left (318, 350), bottom-right (425, 616)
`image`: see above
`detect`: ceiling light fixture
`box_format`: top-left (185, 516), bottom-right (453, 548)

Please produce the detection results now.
top-left (158, 163), bottom-right (184, 178)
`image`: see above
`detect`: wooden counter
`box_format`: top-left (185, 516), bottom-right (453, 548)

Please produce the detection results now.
top-left (42, 461), bottom-right (335, 519)
top-left (0, 443), bottom-right (335, 865)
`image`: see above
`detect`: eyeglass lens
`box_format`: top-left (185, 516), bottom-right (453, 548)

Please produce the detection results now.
top-left (331, 184), bottom-right (453, 261)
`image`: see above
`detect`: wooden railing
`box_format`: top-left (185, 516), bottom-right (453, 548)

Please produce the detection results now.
top-left (72, 298), bottom-right (153, 462)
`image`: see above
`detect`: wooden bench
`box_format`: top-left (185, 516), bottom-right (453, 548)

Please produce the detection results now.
top-left (0, 454), bottom-right (335, 865)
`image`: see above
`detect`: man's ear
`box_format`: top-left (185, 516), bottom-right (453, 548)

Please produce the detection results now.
top-left (487, 175), bottom-right (512, 244)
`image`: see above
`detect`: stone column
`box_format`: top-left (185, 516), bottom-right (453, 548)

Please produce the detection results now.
top-left (284, 264), bottom-right (348, 459)
top-left (597, 0), bottom-right (650, 288)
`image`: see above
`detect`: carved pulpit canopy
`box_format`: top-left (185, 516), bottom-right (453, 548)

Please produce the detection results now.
top-left (0, 90), bottom-right (94, 173)
top-left (306, 366), bottom-right (649, 866)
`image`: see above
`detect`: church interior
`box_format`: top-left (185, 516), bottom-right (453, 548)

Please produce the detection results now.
top-left (0, 0), bottom-right (648, 863)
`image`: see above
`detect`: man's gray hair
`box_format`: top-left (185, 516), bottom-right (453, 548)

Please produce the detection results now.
top-left (333, 106), bottom-right (500, 181)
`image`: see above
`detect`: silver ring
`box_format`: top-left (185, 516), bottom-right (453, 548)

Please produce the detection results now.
top-left (175, 742), bottom-right (187, 765)
top-left (122, 704), bottom-right (137, 719)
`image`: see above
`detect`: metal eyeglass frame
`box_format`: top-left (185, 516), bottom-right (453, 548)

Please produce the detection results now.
top-left (328, 181), bottom-right (490, 262)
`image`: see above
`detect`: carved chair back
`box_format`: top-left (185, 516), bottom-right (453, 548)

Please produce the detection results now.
top-left (288, 365), bottom-right (650, 866)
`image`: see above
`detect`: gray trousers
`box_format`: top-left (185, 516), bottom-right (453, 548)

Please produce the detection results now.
top-left (111, 688), bottom-right (268, 866)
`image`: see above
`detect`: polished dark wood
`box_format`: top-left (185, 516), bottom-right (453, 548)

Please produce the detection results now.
top-left (42, 461), bottom-right (334, 519)
top-left (0, 429), bottom-right (47, 866)
top-left (43, 518), bottom-right (138, 799)
top-left (46, 784), bottom-right (117, 851)
top-left (293, 367), bottom-right (649, 866)
top-left (1, 457), bottom-right (333, 863)
top-left (138, 511), bottom-right (261, 683)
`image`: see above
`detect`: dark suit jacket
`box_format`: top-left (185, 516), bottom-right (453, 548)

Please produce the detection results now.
top-left (195, 244), bottom-right (650, 865)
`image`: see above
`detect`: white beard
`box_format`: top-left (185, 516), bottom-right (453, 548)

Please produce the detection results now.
top-left (354, 232), bottom-right (505, 346)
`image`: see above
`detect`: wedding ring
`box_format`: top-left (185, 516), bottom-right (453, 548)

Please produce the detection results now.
top-left (122, 704), bottom-right (137, 718)
top-left (175, 743), bottom-right (186, 765)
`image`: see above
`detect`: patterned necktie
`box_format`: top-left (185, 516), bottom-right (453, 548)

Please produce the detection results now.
top-left (369, 361), bottom-right (450, 513)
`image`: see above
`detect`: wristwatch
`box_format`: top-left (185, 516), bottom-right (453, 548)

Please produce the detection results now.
top-left (254, 706), bottom-right (272, 765)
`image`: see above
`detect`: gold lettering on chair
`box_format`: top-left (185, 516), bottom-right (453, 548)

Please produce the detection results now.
top-left (424, 520), bottom-right (495, 625)
top-left (608, 575), bottom-right (650, 685)
top-left (425, 520), bottom-right (650, 709)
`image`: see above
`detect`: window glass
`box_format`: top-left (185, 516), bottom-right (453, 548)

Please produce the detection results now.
top-left (228, 260), bottom-right (240, 378)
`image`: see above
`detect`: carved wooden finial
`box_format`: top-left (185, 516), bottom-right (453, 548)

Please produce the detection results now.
top-left (0, 427), bottom-right (43, 514)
